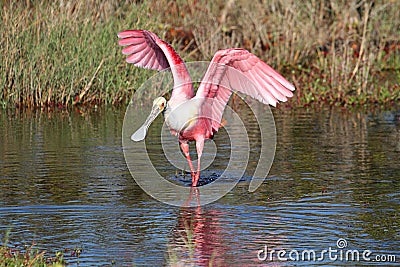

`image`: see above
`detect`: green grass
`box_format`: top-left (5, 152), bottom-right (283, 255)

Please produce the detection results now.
top-left (0, 0), bottom-right (154, 108)
top-left (0, 0), bottom-right (399, 109)
top-left (0, 231), bottom-right (86, 267)
top-left (0, 245), bottom-right (65, 267)
top-left (0, 232), bottom-right (66, 267)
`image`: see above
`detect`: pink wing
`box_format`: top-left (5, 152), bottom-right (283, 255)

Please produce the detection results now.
top-left (118, 30), bottom-right (193, 98)
top-left (196, 48), bottom-right (295, 133)
top-left (118, 30), bottom-right (176, 70)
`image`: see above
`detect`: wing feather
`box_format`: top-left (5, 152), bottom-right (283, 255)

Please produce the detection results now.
top-left (146, 52), bottom-right (157, 69)
top-left (118, 30), bottom-right (194, 98)
top-left (118, 30), bottom-right (177, 71)
top-left (252, 67), bottom-right (287, 102)
top-left (118, 37), bottom-right (146, 47)
top-left (137, 49), bottom-right (153, 67)
top-left (196, 48), bottom-right (295, 133)
top-left (121, 41), bottom-right (147, 55)
top-left (126, 46), bottom-right (150, 64)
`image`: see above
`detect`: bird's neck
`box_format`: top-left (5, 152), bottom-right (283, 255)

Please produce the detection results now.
top-left (170, 64), bottom-right (194, 100)
top-left (170, 87), bottom-right (193, 102)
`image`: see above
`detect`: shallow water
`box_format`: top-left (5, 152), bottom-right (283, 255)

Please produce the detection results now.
top-left (0, 106), bottom-right (399, 266)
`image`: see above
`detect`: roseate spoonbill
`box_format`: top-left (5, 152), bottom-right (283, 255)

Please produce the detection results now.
top-left (118, 30), bottom-right (295, 187)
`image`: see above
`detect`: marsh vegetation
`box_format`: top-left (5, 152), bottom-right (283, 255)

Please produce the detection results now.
top-left (1, 0), bottom-right (399, 109)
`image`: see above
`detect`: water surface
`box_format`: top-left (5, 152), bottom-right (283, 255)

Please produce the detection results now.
top-left (0, 106), bottom-right (399, 266)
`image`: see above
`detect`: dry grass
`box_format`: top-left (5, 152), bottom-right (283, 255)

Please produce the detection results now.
top-left (1, 0), bottom-right (399, 109)
top-left (157, 0), bottom-right (400, 107)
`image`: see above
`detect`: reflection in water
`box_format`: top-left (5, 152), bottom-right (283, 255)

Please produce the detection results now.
top-left (166, 188), bottom-right (287, 266)
top-left (166, 188), bottom-right (226, 266)
top-left (0, 107), bottom-right (399, 266)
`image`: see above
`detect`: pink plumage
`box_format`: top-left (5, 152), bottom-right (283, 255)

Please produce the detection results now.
top-left (118, 30), bottom-right (295, 187)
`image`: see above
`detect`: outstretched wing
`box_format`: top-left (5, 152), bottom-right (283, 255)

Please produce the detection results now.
top-left (118, 30), bottom-right (181, 70)
top-left (195, 48), bottom-right (295, 133)
top-left (118, 30), bottom-right (193, 97)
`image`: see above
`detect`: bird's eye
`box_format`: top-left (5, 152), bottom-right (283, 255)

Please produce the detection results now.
top-left (160, 102), bottom-right (165, 107)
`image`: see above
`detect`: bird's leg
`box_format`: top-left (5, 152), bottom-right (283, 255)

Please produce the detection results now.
top-left (192, 139), bottom-right (204, 187)
top-left (180, 141), bottom-right (196, 179)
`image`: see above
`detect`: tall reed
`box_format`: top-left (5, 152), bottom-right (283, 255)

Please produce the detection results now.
top-left (1, 0), bottom-right (399, 109)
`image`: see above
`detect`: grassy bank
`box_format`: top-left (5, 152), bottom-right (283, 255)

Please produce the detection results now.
top-left (0, 232), bottom-right (84, 266)
top-left (1, 0), bottom-right (399, 109)
top-left (1, 240), bottom-right (65, 267)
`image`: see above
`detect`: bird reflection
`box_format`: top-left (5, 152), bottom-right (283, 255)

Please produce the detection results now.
top-left (166, 188), bottom-right (226, 266)
top-left (166, 188), bottom-right (286, 266)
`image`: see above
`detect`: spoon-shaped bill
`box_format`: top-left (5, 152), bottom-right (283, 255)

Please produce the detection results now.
top-left (131, 125), bottom-right (147, 141)
top-left (131, 106), bottom-right (162, 141)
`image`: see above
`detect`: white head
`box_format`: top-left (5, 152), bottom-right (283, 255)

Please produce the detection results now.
top-left (152, 96), bottom-right (167, 113)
